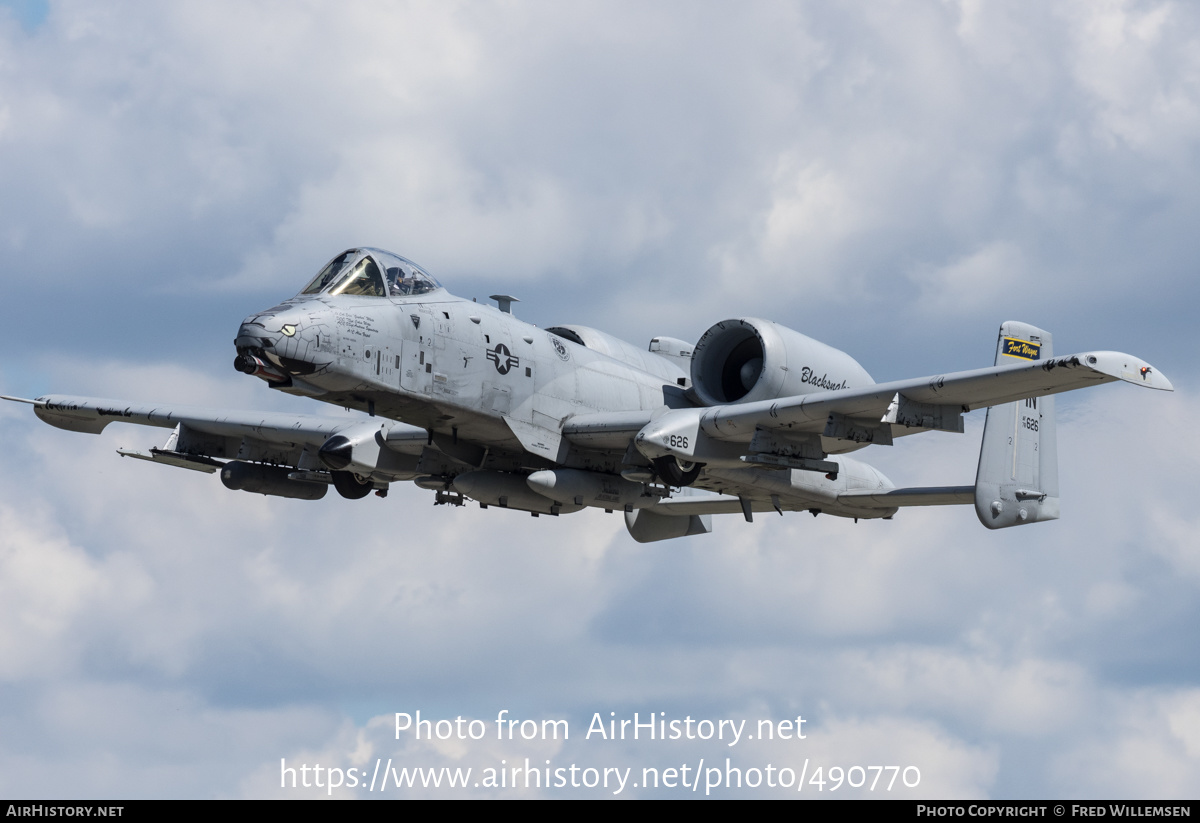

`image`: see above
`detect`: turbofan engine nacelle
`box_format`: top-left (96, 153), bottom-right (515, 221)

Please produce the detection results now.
top-left (689, 318), bottom-right (874, 406)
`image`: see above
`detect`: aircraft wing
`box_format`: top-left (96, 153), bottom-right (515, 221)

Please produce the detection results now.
top-left (9, 394), bottom-right (358, 441)
top-left (2, 394), bottom-right (429, 479)
top-left (697, 349), bottom-right (1172, 441)
top-left (618, 349), bottom-right (1173, 468)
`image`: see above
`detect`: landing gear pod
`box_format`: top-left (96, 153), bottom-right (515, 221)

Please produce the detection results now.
top-left (651, 456), bottom-right (702, 487)
top-left (318, 421), bottom-right (384, 473)
top-left (331, 470), bottom-right (374, 500)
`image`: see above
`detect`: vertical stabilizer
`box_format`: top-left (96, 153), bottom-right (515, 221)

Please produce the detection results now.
top-left (975, 321), bottom-right (1060, 529)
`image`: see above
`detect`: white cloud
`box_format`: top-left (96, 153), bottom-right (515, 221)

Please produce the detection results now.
top-left (0, 503), bottom-right (107, 679)
top-left (908, 241), bottom-right (1026, 313)
top-left (1051, 689), bottom-right (1200, 798)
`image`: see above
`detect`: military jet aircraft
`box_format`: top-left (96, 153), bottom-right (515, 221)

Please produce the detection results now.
top-left (3, 247), bottom-right (1174, 542)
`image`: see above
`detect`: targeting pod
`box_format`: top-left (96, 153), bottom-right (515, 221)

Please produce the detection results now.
top-left (453, 471), bottom-right (586, 515)
top-left (220, 461), bottom-right (327, 500)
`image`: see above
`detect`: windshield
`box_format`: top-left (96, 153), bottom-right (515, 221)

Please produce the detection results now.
top-left (298, 248), bottom-right (442, 298)
top-left (300, 250), bottom-right (358, 295)
top-left (328, 255), bottom-right (386, 297)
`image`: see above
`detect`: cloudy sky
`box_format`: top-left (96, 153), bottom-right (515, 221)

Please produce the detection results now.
top-left (0, 0), bottom-right (1196, 799)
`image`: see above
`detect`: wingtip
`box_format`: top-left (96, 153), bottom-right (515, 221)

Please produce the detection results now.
top-left (1083, 352), bottom-right (1173, 391)
top-left (1127, 359), bottom-right (1173, 392)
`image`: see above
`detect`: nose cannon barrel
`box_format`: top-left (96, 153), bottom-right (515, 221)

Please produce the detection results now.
top-left (233, 352), bottom-right (286, 382)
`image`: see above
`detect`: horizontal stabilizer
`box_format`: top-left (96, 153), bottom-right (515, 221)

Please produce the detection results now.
top-left (838, 486), bottom-right (974, 508)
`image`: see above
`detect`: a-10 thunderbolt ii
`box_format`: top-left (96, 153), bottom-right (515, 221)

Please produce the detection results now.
top-left (4, 247), bottom-right (1173, 542)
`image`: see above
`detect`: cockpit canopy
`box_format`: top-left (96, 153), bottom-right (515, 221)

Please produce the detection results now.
top-left (299, 248), bottom-right (443, 298)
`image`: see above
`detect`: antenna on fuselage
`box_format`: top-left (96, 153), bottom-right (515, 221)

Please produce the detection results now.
top-left (489, 294), bottom-right (520, 315)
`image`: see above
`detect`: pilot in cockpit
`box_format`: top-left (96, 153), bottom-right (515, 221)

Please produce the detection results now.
top-left (387, 266), bottom-right (412, 296)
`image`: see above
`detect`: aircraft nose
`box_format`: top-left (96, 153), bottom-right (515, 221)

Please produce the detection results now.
top-left (234, 314), bottom-right (286, 378)
top-left (236, 321), bottom-right (273, 352)
top-left (234, 304), bottom-right (329, 378)
top-left (235, 307), bottom-right (293, 351)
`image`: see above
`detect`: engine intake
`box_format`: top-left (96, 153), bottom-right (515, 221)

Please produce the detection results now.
top-left (690, 318), bottom-right (873, 406)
